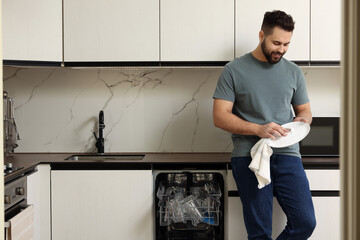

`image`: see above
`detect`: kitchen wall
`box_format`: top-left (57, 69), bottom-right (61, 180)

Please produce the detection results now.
top-left (3, 66), bottom-right (340, 153)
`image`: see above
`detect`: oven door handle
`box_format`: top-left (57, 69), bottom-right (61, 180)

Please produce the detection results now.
top-left (4, 204), bottom-right (33, 229)
top-left (4, 204), bottom-right (34, 240)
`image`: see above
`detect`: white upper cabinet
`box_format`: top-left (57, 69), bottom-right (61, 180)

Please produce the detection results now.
top-left (2, 0), bottom-right (62, 62)
top-left (160, 0), bottom-right (234, 62)
top-left (311, 0), bottom-right (341, 61)
top-left (235, 0), bottom-right (310, 61)
top-left (64, 0), bottom-right (159, 62)
top-left (3, 0), bottom-right (340, 64)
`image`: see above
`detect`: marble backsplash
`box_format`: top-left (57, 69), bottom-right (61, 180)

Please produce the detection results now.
top-left (3, 66), bottom-right (341, 153)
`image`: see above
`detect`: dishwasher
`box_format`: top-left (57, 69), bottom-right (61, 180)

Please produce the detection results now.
top-left (154, 169), bottom-right (225, 240)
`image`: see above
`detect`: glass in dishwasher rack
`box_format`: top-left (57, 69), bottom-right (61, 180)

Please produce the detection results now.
top-left (156, 173), bottom-right (222, 227)
top-left (157, 183), bottom-right (221, 226)
top-left (155, 172), bottom-right (225, 240)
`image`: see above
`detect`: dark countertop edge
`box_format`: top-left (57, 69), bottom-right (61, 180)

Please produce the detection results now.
top-left (4, 153), bottom-right (339, 183)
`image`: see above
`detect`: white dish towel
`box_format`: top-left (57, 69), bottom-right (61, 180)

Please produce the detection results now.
top-left (249, 138), bottom-right (273, 189)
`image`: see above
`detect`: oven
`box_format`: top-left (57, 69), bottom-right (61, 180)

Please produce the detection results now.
top-left (4, 164), bottom-right (36, 240)
top-left (300, 117), bottom-right (340, 157)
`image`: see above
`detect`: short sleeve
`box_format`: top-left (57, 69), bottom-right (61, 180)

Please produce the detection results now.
top-left (291, 68), bottom-right (310, 106)
top-left (213, 66), bottom-right (235, 102)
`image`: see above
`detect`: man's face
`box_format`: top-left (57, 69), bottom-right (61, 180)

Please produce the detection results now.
top-left (260, 26), bottom-right (292, 64)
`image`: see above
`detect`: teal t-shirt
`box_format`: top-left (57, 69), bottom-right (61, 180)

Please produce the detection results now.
top-left (213, 53), bottom-right (309, 158)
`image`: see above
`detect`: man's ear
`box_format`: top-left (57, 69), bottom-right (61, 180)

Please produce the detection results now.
top-left (259, 30), bottom-right (265, 42)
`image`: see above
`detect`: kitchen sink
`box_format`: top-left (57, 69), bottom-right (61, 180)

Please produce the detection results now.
top-left (65, 154), bottom-right (145, 161)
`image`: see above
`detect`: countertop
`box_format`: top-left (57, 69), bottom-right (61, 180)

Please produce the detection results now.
top-left (4, 152), bottom-right (339, 183)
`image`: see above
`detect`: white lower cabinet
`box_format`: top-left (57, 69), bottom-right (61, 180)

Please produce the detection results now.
top-left (227, 196), bottom-right (340, 239)
top-left (27, 164), bottom-right (51, 240)
top-left (226, 169), bottom-right (340, 239)
top-left (310, 197), bottom-right (340, 239)
top-left (51, 170), bottom-right (154, 240)
top-left (227, 196), bottom-right (287, 239)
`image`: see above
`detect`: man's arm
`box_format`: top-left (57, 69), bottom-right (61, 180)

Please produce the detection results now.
top-left (213, 98), bottom-right (289, 140)
top-left (293, 102), bottom-right (312, 124)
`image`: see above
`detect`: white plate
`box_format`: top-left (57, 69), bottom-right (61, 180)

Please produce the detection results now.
top-left (267, 121), bottom-right (310, 148)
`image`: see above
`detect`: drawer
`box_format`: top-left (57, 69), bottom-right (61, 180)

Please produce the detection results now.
top-left (305, 169), bottom-right (340, 191)
top-left (227, 169), bottom-right (340, 191)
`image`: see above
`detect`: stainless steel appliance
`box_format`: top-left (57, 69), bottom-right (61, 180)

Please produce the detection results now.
top-left (4, 164), bottom-right (36, 240)
top-left (154, 170), bottom-right (225, 240)
top-left (300, 117), bottom-right (339, 157)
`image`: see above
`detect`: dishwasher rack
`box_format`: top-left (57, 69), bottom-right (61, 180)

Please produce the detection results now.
top-left (157, 182), bottom-right (222, 226)
top-left (155, 171), bottom-right (224, 240)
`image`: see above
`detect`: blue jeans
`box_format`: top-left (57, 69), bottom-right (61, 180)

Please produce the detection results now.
top-left (231, 154), bottom-right (316, 240)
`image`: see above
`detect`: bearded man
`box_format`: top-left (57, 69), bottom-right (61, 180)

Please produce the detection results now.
top-left (213, 10), bottom-right (316, 240)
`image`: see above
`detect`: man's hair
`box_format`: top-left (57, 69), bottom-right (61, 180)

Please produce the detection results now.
top-left (261, 10), bottom-right (295, 35)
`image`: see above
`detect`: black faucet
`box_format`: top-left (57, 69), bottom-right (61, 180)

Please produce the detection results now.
top-left (93, 111), bottom-right (105, 154)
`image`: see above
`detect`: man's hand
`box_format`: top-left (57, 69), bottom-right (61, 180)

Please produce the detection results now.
top-left (256, 122), bottom-right (290, 140)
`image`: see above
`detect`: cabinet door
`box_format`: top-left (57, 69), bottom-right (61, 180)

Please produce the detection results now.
top-left (226, 169), bottom-right (340, 239)
top-left (227, 196), bottom-right (287, 239)
top-left (235, 0), bottom-right (310, 61)
top-left (64, 0), bottom-right (159, 62)
top-left (27, 165), bottom-right (51, 240)
top-left (310, 197), bottom-right (341, 239)
top-left (272, 197), bottom-right (341, 239)
top-left (2, 0), bottom-right (62, 61)
top-left (160, 0), bottom-right (234, 61)
top-left (51, 170), bottom-right (153, 240)
top-left (311, 0), bottom-right (341, 61)
top-left (228, 196), bottom-right (340, 239)
top-left (227, 172), bottom-right (286, 239)
top-left (227, 196), bottom-right (247, 239)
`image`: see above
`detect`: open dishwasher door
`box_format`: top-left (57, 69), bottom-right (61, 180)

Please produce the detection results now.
top-left (154, 170), bottom-right (225, 240)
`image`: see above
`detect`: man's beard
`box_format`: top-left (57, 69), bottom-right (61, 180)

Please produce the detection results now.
top-left (261, 41), bottom-right (285, 64)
